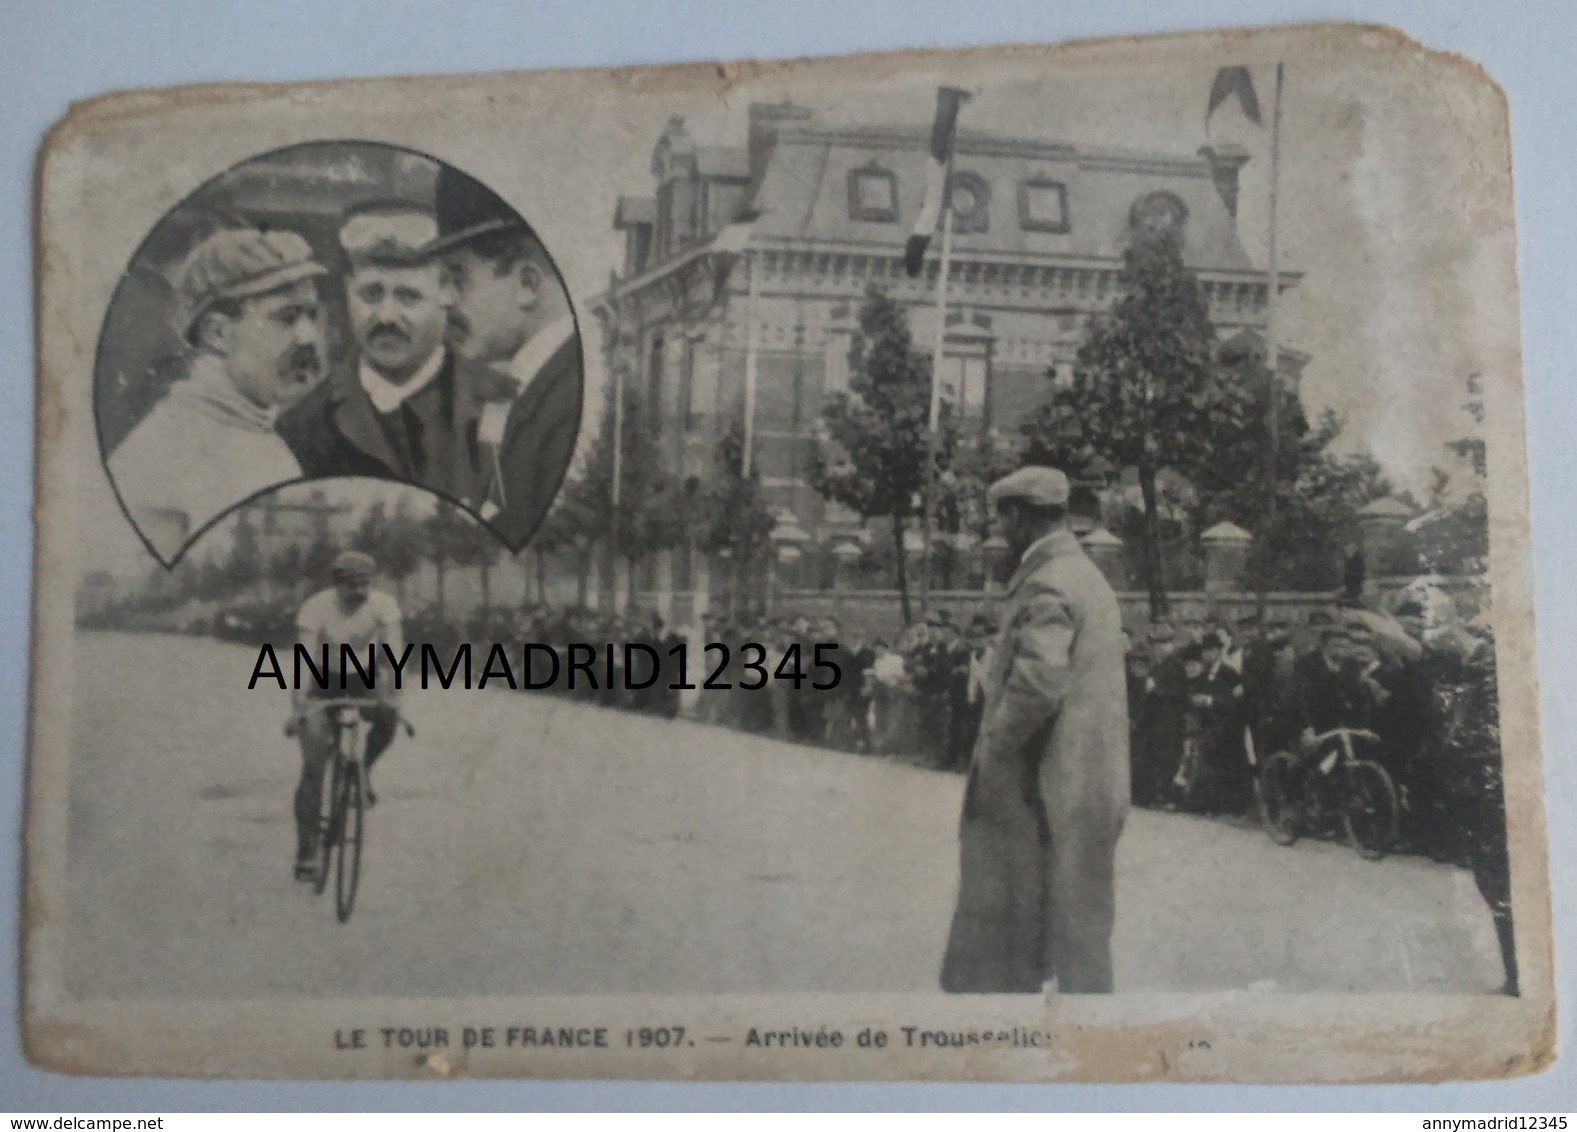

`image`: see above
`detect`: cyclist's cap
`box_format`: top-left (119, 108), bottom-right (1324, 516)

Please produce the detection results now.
top-left (173, 227), bottom-right (327, 340)
top-left (1393, 600), bottom-right (1427, 617)
top-left (332, 550), bottom-right (377, 580)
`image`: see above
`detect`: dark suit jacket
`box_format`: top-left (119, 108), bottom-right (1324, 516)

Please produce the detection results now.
top-left (478, 334), bottom-right (583, 550)
top-left (279, 350), bottom-right (497, 506)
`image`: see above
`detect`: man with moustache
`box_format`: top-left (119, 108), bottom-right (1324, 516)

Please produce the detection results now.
top-left (432, 169), bottom-right (582, 547)
top-left (278, 203), bottom-right (499, 503)
top-left (109, 228), bottom-right (328, 560)
top-left (942, 467), bottom-right (1129, 995)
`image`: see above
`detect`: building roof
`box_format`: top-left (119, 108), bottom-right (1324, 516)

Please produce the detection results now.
top-left (748, 122), bottom-right (1257, 272)
top-left (695, 145), bottom-right (750, 180)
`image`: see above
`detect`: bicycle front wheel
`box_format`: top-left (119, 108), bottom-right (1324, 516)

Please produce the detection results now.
top-left (1341, 759), bottom-right (1398, 861)
top-left (314, 752), bottom-right (342, 897)
top-left (334, 763), bottom-right (364, 923)
top-left (1259, 751), bottom-right (1302, 846)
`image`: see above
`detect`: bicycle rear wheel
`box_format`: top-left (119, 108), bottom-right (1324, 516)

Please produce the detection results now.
top-left (334, 763), bottom-right (364, 923)
top-left (1258, 751), bottom-right (1302, 846)
top-left (1341, 759), bottom-right (1398, 861)
top-left (313, 751), bottom-right (342, 896)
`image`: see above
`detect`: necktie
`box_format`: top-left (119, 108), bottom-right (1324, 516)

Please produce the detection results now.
top-left (399, 401), bottom-right (426, 481)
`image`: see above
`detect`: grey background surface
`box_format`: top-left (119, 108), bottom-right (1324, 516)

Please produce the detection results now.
top-left (2, 0), bottom-right (1572, 1111)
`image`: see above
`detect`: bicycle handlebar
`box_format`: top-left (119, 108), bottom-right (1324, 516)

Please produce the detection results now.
top-left (303, 698), bottom-right (416, 738)
top-left (1310, 726), bottom-right (1379, 744)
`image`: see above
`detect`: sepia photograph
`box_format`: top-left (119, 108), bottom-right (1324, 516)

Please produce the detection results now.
top-left (95, 141), bottom-right (582, 563)
top-left (23, 20), bottom-right (1554, 1084)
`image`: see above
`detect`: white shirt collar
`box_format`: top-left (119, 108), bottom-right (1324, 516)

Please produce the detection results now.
top-left (359, 345), bottom-right (447, 415)
top-left (509, 315), bottom-right (576, 387)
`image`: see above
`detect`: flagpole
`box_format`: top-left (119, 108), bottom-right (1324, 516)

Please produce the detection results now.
top-left (919, 172), bottom-right (955, 620)
top-left (742, 247), bottom-right (761, 476)
top-left (609, 353), bottom-right (625, 614)
top-left (1256, 62), bottom-right (1284, 631)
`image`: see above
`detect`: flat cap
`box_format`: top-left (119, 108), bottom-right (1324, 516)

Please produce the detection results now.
top-left (988, 465), bottom-right (1070, 508)
top-left (331, 550), bottom-right (377, 580)
top-left (339, 204), bottom-right (440, 268)
top-left (173, 228), bottom-right (325, 339)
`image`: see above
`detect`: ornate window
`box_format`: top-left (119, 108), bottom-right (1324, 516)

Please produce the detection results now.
top-left (847, 162), bottom-right (899, 223)
top-left (948, 170), bottom-right (991, 233)
top-left (1019, 176), bottom-right (1070, 233)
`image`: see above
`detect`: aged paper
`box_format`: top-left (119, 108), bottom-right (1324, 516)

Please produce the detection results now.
top-left (25, 22), bottom-right (1554, 1081)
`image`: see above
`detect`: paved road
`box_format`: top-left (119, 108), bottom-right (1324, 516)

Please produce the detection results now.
top-left (63, 632), bottom-right (1504, 998)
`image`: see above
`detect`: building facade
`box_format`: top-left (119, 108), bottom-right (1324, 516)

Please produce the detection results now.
top-left (593, 102), bottom-right (1301, 599)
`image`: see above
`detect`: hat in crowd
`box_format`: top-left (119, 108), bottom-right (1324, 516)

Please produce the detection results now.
top-left (1393, 599), bottom-right (1427, 617)
top-left (988, 465), bottom-right (1070, 509)
top-left (172, 227), bottom-right (326, 340)
top-left (1306, 609), bottom-right (1335, 626)
top-left (1201, 629), bottom-right (1228, 650)
top-left (429, 165), bottom-right (527, 255)
top-left (338, 203), bottom-right (441, 268)
top-left (1319, 622), bottom-right (1350, 643)
top-left (331, 550), bottom-right (377, 581)
top-left (1178, 642), bottom-right (1205, 663)
top-left (1146, 620), bottom-right (1175, 643)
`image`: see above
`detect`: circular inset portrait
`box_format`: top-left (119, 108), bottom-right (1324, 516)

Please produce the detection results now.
top-left (96, 141), bottom-right (584, 565)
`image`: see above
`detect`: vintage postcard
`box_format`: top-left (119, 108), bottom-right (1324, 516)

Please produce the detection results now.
top-left (24, 22), bottom-right (1554, 1082)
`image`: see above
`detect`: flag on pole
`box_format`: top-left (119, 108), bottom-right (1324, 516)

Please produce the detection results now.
top-left (903, 86), bottom-right (971, 277)
top-left (1207, 65), bottom-right (1262, 127)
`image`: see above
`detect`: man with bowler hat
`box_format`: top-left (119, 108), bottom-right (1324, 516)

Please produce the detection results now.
top-left (431, 168), bottom-right (582, 548)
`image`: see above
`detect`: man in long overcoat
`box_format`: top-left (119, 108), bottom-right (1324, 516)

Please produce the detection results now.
top-left (941, 466), bottom-right (1130, 994)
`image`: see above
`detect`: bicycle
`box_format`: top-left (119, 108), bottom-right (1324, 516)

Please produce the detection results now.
top-left (1258, 726), bottom-right (1398, 860)
top-left (308, 698), bottom-right (414, 923)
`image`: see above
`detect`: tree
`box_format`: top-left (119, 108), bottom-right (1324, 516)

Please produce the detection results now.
top-left (420, 500), bottom-right (478, 622)
top-left (222, 511), bottom-right (264, 595)
top-left (811, 286), bottom-right (956, 625)
top-left (1187, 349), bottom-right (1392, 590)
top-left (1020, 232), bottom-right (1227, 616)
top-left (532, 478), bottom-right (596, 606)
top-left (448, 510), bottom-right (505, 620)
top-left (1415, 374), bottom-right (1489, 575)
top-left (697, 423), bottom-right (776, 613)
top-left (566, 380), bottom-right (689, 610)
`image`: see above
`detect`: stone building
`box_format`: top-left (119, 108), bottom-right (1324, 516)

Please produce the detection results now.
top-left (592, 102), bottom-right (1302, 600)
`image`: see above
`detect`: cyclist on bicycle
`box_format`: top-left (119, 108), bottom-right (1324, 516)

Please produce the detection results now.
top-left (286, 549), bottom-right (404, 881)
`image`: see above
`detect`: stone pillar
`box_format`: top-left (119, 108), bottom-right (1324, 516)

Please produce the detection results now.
top-left (1080, 527), bottom-right (1127, 591)
top-left (1200, 520), bottom-right (1253, 594)
top-left (1357, 497), bottom-right (1415, 577)
top-left (831, 540), bottom-right (863, 591)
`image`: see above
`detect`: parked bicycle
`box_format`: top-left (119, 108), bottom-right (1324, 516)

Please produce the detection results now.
top-left (1258, 726), bottom-right (1398, 860)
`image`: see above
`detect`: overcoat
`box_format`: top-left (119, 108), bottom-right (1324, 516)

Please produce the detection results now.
top-left (277, 349), bottom-right (500, 507)
top-left (941, 527), bottom-right (1130, 994)
top-left (476, 333), bottom-right (583, 550)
